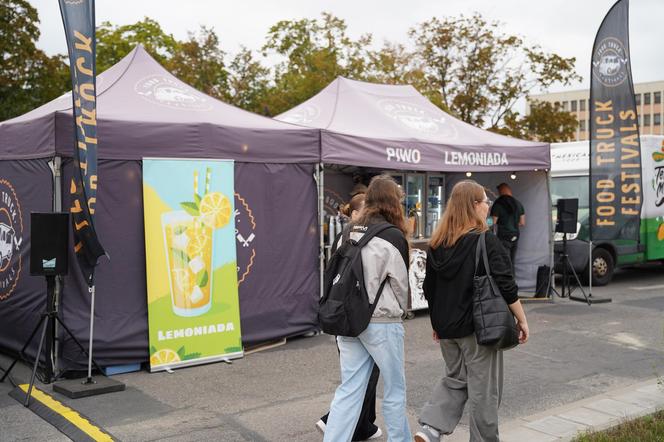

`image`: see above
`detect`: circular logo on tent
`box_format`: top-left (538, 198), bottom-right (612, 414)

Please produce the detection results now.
top-left (279, 105), bottom-right (320, 124)
top-left (135, 75), bottom-right (212, 110)
top-left (234, 193), bottom-right (256, 285)
top-left (378, 99), bottom-right (457, 138)
top-left (0, 179), bottom-right (23, 301)
top-left (592, 37), bottom-right (629, 88)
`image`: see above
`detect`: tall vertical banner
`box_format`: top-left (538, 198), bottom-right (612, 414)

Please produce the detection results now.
top-left (589, 0), bottom-right (642, 241)
top-left (58, 0), bottom-right (105, 281)
top-left (143, 159), bottom-right (243, 372)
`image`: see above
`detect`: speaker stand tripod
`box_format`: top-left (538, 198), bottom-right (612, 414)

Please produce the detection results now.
top-left (556, 235), bottom-right (591, 304)
top-left (0, 275), bottom-right (103, 406)
top-left (556, 236), bottom-right (611, 305)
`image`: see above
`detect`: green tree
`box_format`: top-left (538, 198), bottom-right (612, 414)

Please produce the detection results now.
top-left (496, 100), bottom-right (578, 143)
top-left (409, 13), bottom-right (581, 138)
top-left (168, 26), bottom-right (229, 100)
top-left (96, 18), bottom-right (178, 73)
top-left (364, 42), bottom-right (446, 110)
top-left (261, 12), bottom-right (372, 116)
top-left (226, 47), bottom-right (270, 114)
top-left (0, 0), bottom-right (69, 121)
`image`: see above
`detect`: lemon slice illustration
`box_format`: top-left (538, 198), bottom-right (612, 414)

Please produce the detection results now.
top-left (150, 349), bottom-right (181, 366)
top-left (186, 232), bottom-right (208, 257)
top-left (200, 192), bottom-right (232, 229)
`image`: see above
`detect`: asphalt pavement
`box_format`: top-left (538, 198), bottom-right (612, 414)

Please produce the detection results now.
top-left (1, 263), bottom-right (663, 441)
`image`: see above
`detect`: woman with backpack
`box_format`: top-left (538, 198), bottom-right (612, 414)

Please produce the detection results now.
top-left (323, 175), bottom-right (411, 442)
top-left (414, 180), bottom-right (529, 442)
top-left (317, 192), bottom-right (384, 441)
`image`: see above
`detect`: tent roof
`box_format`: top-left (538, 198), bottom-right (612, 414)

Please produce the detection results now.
top-left (276, 77), bottom-right (549, 172)
top-left (0, 45), bottom-right (318, 162)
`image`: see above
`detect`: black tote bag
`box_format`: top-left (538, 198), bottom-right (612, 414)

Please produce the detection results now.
top-left (472, 232), bottom-right (519, 350)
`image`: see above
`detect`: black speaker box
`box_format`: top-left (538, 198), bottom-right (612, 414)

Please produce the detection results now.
top-left (555, 198), bottom-right (579, 234)
top-left (30, 212), bottom-right (69, 276)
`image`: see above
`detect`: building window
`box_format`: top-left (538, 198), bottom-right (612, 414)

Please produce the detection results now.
top-left (644, 93), bottom-right (651, 105)
top-left (655, 92), bottom-right (661, 105)
top-left (655, 114), bottom-right (661, 126)
top-left (635, 94), bottom-right (641, 105)
top-left (571, 100), bottom-right (577, 112)
top-left (580, 99), bottom-right (586, 111)
top-left (579, 120), bottom-right (586, 131)
top-left (562, 101), bottom-right (569, 111)
top-left (644, 114), bottom-right (651, 126)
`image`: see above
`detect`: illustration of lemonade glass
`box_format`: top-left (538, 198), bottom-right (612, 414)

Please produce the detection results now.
top-left (161, 168), bottom-right (232, 317)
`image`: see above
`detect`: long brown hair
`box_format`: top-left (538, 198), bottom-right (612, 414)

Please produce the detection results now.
top-left (429, 180), bottom-right (488, 249)
top-left (340, 193), bottom-right (365, 218)
top-left (356, 175), bottom-right (409, 236)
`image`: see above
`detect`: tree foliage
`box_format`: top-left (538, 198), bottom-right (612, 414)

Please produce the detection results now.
top-left (2, 8), bottom-right (582, 141)
top-left (409, 13), bottom-right (581, 134)
top-left (496, 100), bottom-right (578, 143)
top-left (168, 26), bottom-right (228, 100)
top-left (0, 0), bottom-right (69, 121)
top-left (227, 47), bottom-right (270, 114)
top-left (260, 12), bottom-right (372, 116)
top-left (96, 18), bottom-right (178, 73)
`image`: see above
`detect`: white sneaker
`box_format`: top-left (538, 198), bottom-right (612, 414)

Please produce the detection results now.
top-left (414, 424), bottom-right (440, 442)
top-left (367, 427), bottom-right (383, 439)
top-left (315, 419), bottom-right (326, 434)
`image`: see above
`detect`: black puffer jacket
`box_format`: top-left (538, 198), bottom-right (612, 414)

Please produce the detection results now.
top-left (423, 231), bottom-right (518, 339)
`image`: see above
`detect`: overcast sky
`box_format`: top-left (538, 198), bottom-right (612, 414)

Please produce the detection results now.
top-left (30, 0), bottom-right (663, 94)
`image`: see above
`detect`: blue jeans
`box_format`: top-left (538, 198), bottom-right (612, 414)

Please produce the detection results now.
top-left (324, 323), bottom-right (411, 442)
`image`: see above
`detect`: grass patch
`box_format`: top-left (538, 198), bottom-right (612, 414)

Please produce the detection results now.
top-left (573, 409), bottom-right (664, 442)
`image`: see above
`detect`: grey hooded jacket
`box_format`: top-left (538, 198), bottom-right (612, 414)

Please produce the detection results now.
top-left (340, 219), bottom-right (410, 322)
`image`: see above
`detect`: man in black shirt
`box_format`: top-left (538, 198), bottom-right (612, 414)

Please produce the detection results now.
top-left (490, 183), bottom-right (525, 272)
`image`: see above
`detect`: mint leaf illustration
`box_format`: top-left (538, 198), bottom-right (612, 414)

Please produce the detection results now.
top-left (196, 270), bottom-right (208, 288)
top-left (180, 201), bottom-right (199, 216)
top-left (173, 225), bottom-right (188, 235)
top-left (194, 193), bottom-right (202, 206)
top-left (171, 248), bottom-right (189, 267)
top-left (176, 346), bottom-right (186, 360)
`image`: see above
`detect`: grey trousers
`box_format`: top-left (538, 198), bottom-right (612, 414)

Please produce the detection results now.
top-left (419, 334), bottom-right (503, 442)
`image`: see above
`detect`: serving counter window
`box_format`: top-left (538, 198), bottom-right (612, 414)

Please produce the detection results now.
top-left (390, 172), bottom-right (445, 240)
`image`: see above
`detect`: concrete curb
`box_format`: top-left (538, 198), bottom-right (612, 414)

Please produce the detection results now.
top-left (498, 378), bottom-right (664, 441)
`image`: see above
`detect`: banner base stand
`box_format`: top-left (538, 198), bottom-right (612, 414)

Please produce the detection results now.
top-left (53, 376), bottom-right (125, 399)
top-left (569, 295), bottom-right (612, 304)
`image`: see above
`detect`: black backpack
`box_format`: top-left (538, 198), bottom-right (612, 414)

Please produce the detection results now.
top-left (318, 222), bottom-right (394, 337)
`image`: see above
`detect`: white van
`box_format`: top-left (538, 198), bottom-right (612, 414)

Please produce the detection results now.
top-left (550, 135), bottom-right (664, 285)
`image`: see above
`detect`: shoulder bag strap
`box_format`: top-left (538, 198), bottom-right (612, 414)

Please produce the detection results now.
top-left (474, 232), bottom-right (485, 277)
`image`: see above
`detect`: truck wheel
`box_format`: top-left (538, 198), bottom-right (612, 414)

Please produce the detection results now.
top-left (589, 248), bottom-right (614, 286)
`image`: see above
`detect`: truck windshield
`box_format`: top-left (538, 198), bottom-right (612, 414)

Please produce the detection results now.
top-left (551, 176), bottom-right (590, 222)
top-left (551, 176), bottom-right (589, 208)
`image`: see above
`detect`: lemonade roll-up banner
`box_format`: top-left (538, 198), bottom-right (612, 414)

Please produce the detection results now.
top-left (143, 158), bottom-right (242, 372)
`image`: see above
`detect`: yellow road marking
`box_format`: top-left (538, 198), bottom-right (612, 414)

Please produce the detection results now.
top-left (18, 384), bottom-right (114, 441)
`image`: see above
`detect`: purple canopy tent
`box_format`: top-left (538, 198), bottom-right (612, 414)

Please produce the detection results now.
top-left (276, 77), bottom-right (553, 293)
top-left (0, 45), bottom-right (321, 369)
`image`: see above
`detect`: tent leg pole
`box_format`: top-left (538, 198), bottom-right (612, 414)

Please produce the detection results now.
top-left (85, 283), bottom-right (96, 384)
top-left (317, 163), bottom-right (325, 299)
top-left (53, 156), bottom-right (62, 377)
top-left (588, 240), bottom-right (593, 297)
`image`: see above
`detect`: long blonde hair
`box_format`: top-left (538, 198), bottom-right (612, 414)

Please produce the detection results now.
top-left (429, 180), bottom-right (488, 249)
top-left (356, 175), bottom-right (409, 236)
